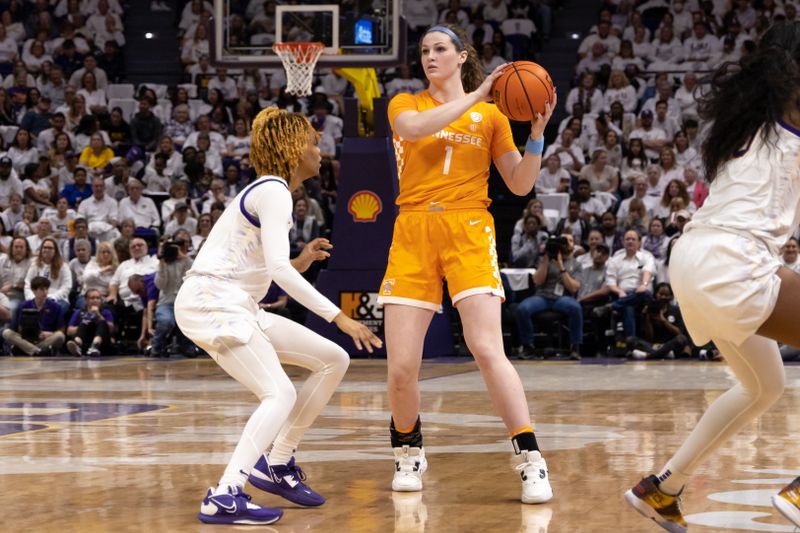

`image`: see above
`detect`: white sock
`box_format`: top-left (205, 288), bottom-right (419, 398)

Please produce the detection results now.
top-left (268, 445), bottom-right (296, 466)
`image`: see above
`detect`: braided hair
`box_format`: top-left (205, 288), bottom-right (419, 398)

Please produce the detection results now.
top-left (250, 106), bottom-right (316, 179)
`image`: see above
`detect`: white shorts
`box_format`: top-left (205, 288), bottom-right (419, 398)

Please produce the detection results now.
top-left (669, 227), bottom-right (782, 347)
top-left (175, 276), bottom-right (276, 351)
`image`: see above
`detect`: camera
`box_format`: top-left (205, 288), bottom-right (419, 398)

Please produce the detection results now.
top-left (545, 236), bottom-right (568, 259)
top-left (160, 239), bottom-right (185, 262)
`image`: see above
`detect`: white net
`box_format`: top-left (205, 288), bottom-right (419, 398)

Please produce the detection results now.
top-left (272, 42), bottom-right (324, 97)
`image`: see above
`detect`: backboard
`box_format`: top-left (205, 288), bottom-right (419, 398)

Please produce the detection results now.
top-left (211, 0), bottom-right (405, 69)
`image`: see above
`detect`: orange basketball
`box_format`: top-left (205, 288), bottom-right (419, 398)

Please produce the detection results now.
top-left (491, 61), bottom-right (555, 122)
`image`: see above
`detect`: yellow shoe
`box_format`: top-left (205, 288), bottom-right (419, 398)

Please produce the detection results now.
top-left (624, 475), bottom-right (687, 533)
top-left (772, 476), bottom-right (800, 527)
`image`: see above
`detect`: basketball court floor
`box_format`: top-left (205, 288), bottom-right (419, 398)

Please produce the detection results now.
top-left (2, 357), bottom-right (799, 532)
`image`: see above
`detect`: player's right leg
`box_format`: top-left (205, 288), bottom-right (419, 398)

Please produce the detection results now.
top-left (384, 303), bottom-right (435, 492)
top-left (195, 333), bottom-right (297, 525)
top-left (249, 313), bottom-right (350, 507)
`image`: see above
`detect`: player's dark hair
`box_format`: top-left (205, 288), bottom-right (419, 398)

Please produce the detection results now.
top-left (699, 21), bottom-right (800, 182)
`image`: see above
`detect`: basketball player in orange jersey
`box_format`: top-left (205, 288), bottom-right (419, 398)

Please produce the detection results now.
top-left (377, 23), bottom-right (556, 503)
top-left (623, 21), bottom-right (800, 532)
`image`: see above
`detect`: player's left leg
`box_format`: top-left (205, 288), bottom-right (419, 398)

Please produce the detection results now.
top-left (457, 294), bottom-right (553, 504)
top-left (248, 313), bottom-right (350, 506)
top-left (625, 334), bottom-right (785, 533)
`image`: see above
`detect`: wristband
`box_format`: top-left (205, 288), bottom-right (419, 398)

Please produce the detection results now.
top-left (525, 136), bottom-right (544, 155)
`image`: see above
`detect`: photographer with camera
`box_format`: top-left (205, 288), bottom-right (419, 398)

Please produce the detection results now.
top-left (514, 229), bottom-right (583, 360)
top-left (151, 234), bottom-right (194, 357)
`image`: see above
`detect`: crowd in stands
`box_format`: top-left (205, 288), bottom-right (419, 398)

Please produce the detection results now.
top-left (0, 0), bottom-right (796, 361)
top-left (506, 0), bottom-right (800, 361)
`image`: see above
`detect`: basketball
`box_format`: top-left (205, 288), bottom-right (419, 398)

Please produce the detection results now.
top-left (491, 61), bottom-right (555, 122)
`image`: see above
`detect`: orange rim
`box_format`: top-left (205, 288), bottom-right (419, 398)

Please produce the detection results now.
top-left (272, 42), bottom-right (324, 63)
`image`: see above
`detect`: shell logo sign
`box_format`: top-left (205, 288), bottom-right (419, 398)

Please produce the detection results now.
top-left (347, 190), bottom-right (382, 223)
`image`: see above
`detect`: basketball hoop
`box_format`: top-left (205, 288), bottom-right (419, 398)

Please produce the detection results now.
top-left (272, 42), bottom-right (325, 97)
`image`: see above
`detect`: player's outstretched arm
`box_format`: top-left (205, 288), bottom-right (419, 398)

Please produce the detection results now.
top-left (333, 313), bottom-right (383, 353)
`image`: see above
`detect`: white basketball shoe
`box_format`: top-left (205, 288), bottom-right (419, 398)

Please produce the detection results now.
top-left (514, 450), bottom-right (554, 504)
top-left (392, 445), bottom-right (428, 492)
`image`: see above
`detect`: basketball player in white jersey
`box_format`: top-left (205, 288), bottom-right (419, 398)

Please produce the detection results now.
top-left (175, 107), bottom-right (382, 526)
top-left (624, 21), bottom-right (800, 532)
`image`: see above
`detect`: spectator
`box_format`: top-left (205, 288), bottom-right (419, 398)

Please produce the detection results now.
top-left (0, 156), bottom-right (24, 210)
top-left (63, 92), bottom-right (86, 131)
top-left (3, 275), bottom-right (63, 355)
top-left (598, 210), bottom-right (625, 254)
top-left (566, 73), bottom-right (604, 117)
top-left (578, 19), bottom-right (620, 58)
top-left (117, 178), bottom-right (161, 232)
top-left (107, 237), bottom-right (157, 341)
top-left (59, 165), bottom-right (92, 208)
top-left (781, 237), bottom-right (800, 273)
top-left (535, 154), bottom-right (571, 194)
top-left (39, 65), bottom-right (67, 108)
top-left (682, 164), bottom-right (709, 208)
top-left (0, 236), bottom-right (32, 320)
top-left (150, 237), bottom-right (194, 357)
top-left (63, 217), bottom-right (97, 260)
top-left (129, 98), bottom-right (163, 152)
top-left (627, 282), bottom-right (692, 359)
top-left (603, 70), bottom-right (638, 114)
top-left (82, 241), bottom-right (119, 299)
top-left (653, 100), bottom-right (681, 140)
top-left (579, 148), bottom-right (619, 193)
top-left (20, 162), bottom-right (53, 208)
top-left (68, 237), bottom-right (92, 299)
top-left (78, 176), bottom-right (119, 241)
top-left (164, 202), bottom-right (196, 235)
top-left (42, 197), bottom-right (76, 241)
top-left (629, 110), bottom-right (668, 162)
top-left (683, 20), bottom-right (720, 69)
top-left (184, 114), bottom-right (225, 154)
top-left (54, 39), bottom-right (83, 79)
top-left (24, 236), bottom-right (72, 315)
top-left (289, 197), bottom-right (319, 256)
top-left (106, 106), bottom-right (133, 153)
top-left (384, 64), bottom-right (426, 98)
top-left (510, 213), bottom-right (547, 268)
top-left (576, 228), bottom-right (603, 269)
top-left (642, 217), bottom-right (669, 261)
top-left (68, 54), bottom-right (108, 90)
top-left (77, 71), bottom-right (107, 115)
top-left (575, 41), bottom-right (612, 76)
top-left (65, 287), bottom-right (114, 356)
top-left (653, 178), bottom-right (695, 219)
top-left (141, 153), bottom-right (172, 193)
top-left (165, 104), bottom-right (194, 146)
top-left (192, 212), bottom-right (212, 251)
top-left (555, 199), bottom-right (590, 246)
top-left (515, 231), bottom-right (583, 360)
top-left (26, 218), bottom-right (52, 255)
top-left (673, 130), bottom-right (699, 169)
top-left (20, 95), bottom-right (52, 136)
top-left (619, 198), bottom-right (650, 236)
top-left (147, 136), bottom-right (183, 177)
top-left (573, 179), bottom-right (606, 223)
top-left (161, 180), bottom-right (194, 223)
top-left (7, 128), bottom-right (39, 172)
top-left (596, 230), bottom-right (655, 337)
top-left (127, 272), bottom-right (158, 351)
top-left (37, 112), bottom-right (73, 154)
top-left (543, 129), bottom-right (585, 176)
top-left (3, 191), bottom-right (23, 229)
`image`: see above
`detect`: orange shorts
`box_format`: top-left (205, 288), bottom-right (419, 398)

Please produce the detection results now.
top-left (377, 207), bottom-right (504, 310)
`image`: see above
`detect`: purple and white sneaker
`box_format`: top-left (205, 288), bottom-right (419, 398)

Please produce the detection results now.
top-left (197, 486), bottom-right (283, 525)
top-left (249, 456), bottom-right (325, 506)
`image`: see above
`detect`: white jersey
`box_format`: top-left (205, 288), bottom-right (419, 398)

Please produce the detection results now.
top-left (186, 175), bottom-right (340, 322)
top-left (687, 121), bottom-right (800, 255)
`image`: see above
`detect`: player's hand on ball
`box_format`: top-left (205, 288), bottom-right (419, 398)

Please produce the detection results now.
top-left (475, 63), bottom-right (509, 102)
top-left (334, 313), bottom-right (383, 353)
top-left (531, 92), bottom-right (556, 139)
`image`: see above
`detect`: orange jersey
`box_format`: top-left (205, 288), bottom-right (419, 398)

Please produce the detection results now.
top-left (388, 91), bottom-right (517, 208)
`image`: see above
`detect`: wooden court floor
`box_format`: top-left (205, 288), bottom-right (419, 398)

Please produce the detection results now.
top-left (2, 357), bottom-right (800, 533)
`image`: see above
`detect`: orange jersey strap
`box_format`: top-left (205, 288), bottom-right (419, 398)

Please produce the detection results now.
top-left (388, 91), bottom-right (517, 209)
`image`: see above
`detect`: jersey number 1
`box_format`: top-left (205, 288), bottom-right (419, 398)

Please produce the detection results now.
top-left (443, 145), bottom-right (453, 175)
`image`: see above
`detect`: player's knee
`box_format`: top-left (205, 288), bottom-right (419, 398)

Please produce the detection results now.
top-left (470, 343), bottom-right (505, 367)
top-left (322, 345), bottom-right (350, 377)
top-left (388, 364), bottom-right (418, 390)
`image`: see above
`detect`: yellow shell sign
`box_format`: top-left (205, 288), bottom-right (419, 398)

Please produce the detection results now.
top-left (347, 190), bottom-right (383, 223)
